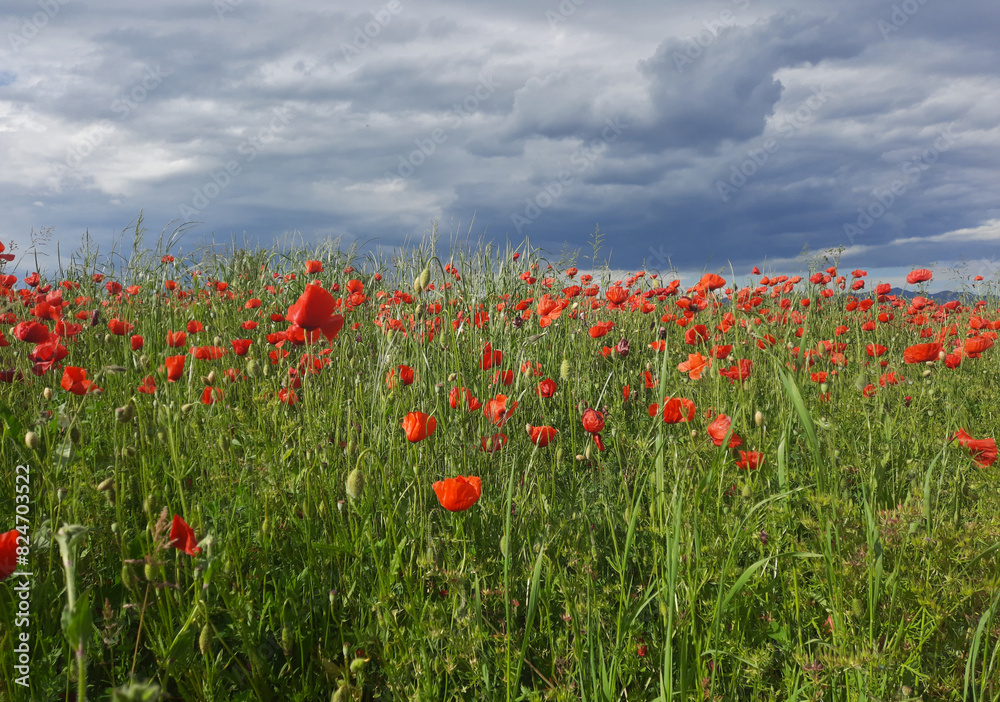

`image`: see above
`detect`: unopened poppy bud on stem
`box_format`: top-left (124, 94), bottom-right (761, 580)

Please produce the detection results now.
top-left (43, 387), bottom-right (53, 401)
top-left (754, 410), bottom-right (763, 427)
top-left (25, 431), bottom-right (40, 450)
top-left (560, 359), bottom-right (571, 381)
top-left (346, 468), bottom-right (364, 501)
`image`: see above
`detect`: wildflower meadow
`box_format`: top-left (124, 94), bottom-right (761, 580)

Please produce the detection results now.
top-left (1, 225), bottom-right (999, 701)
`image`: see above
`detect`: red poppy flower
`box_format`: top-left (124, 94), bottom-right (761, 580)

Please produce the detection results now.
top-left (480, 342), bottom-right (503, 369)
top-left (386, 365), bottom-right (416, 389)
top-left (735, 450), bottom-right (764, 470)
top-left (483, 394), bottom-right (517, 427)
top-left (678, 353), bottom-right (711, 379)
top-left (582, 408), bottom-right (605, 434)
top-left (201, 386), bottom-right (223, 405)
top-left (906, 269), bottom-right (933, 284)
top-left (965, 337), bottom-right (993, 355)
top-left (286, 284), bottom-right (345, 340)
top-left (951, 429), bottom-right (997, 468)
top-left (278, 388), bottom-right (298, 405)
top-left (13, 321), bottom-right (50, 344)
top-left (137, 375), bottom-right (157, 394)
top-left (165, 355), bottom-right (186, 382)
top-left (662, 397), bottom-right (696, 423)
top-left (605, 285), bottom-right (629, 305)
top-left (107, 318), bottom-right (134, 336)
top-left (169, 514), bottom-right (202, 555)
top-left (480, 433), bottom-right (507, 453)
top-left (60, 366), bottom-right (101, 395)
top-left (187, 319), bottom-right (204, 334)
top-left (449, 386), bottom-right (481, 412)
top-left (305, 260), bottom-right (323, 274)
top-left (684, 325), bottom-right (710, 345)
top-left (432, 476), bottom-right (482, 512)
top-left (166, 330), bottom-right (187, 347)
top-left (707, 414), bottom-right (742, 448)
top-left (402, 411), bottom-right (437, 442)
top-left (130, 334), bottom-right (144, 351)
top-left (903, 342), bottom-right (942, 363)
top-left (231, 339), bottom-right (252, 356)
top-left (1, 530), bottom-right (19, 581)
top-left (527, 425), bottom-right (558, 447)
top-left (191, 346), bottom-right (227, 361)
top-left (535, 378), bottom-right (557, 397)
top-left (698, 273), bottom-right (726, 291)
top-left (492, 369), bottom-right (514, 386)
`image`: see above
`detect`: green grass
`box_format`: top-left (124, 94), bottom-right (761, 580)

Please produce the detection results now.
top-left (1, 227), bottom-right (999, 701)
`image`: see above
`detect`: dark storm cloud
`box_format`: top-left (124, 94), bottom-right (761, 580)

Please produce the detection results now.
top-left (0, 0), bottom-right (998, 287)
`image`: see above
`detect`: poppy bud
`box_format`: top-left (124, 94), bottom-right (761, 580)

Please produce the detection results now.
top-left (499, 534), bottom-right (508, 557)
top-left (25, 431), bottom-right (40, 449)
top-left (115, 403), bottom-right (135, 423)
top-left (199, 623), bottom-right (213, 657)
top-left (139, 354), bottom-right (150, 369)
top-left (246, 360), bottom-right (261, 378)
top-left (144, 562), bottom-right (156, 581)
top-left (281, 626), bottom-right (293, 657)
top-left (213, 335), bottom-right (223, 347)
top-left (447, 373), bottom-right (457, 382)
top-left (820, 383), bottom-right (829, 393)
top-left (104, 333), bottom-right (113, 343)
top-left (57, 487), bottom-right (68, 503)
top-left (97, 477), bottom-right (114, 492)
top-left (123, 446), bottom-right (136, 458)
top-left (921, 369), bottom-right (931, 377)
top-left (350, 656), bottom-right (368, 673)
top-left (43, 387), bottom-right (53, 400)
top-left (741, 485), bottom-right (751, 499)
top-left (333, 684), bottom-right (354, 702)
top-left (121, 563), bottom-right (135, 590)
top-left (346, 468), bottom-right (364, 501)
top-left (181, 403), bottom-right (194, 413)
top-left (105, 489), bottom-right (116, 506)
top-left (690, 430), bottom-right (698, 439)
top-left (560, 359), bottom-right (571, 381)
top-left (207, 370), bottom-right (216, 384)
top-left (754, 411), bottom-right (763, 427)
top-left (261, 517), bottom-right (270, 537)
top-left (69, 424), bottom-right (82, 444)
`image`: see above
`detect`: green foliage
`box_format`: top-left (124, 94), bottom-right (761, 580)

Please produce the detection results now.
top-left (0, 237), bottom-right (998, 701)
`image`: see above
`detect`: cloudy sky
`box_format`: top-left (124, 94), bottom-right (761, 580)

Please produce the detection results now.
top-left (2, 0), bottom-right (999, 287)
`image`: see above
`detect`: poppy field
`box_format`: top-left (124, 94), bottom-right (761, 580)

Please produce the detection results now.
top-left (1, 230), bottom-right (1000, 701)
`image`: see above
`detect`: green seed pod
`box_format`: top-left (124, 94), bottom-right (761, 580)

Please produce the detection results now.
top-left (346, 468), bottom-right (364, 501)
top-left (199, 624), bottom-right (213, 657)
top-left (25, 431), bottom-right (40, 450)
